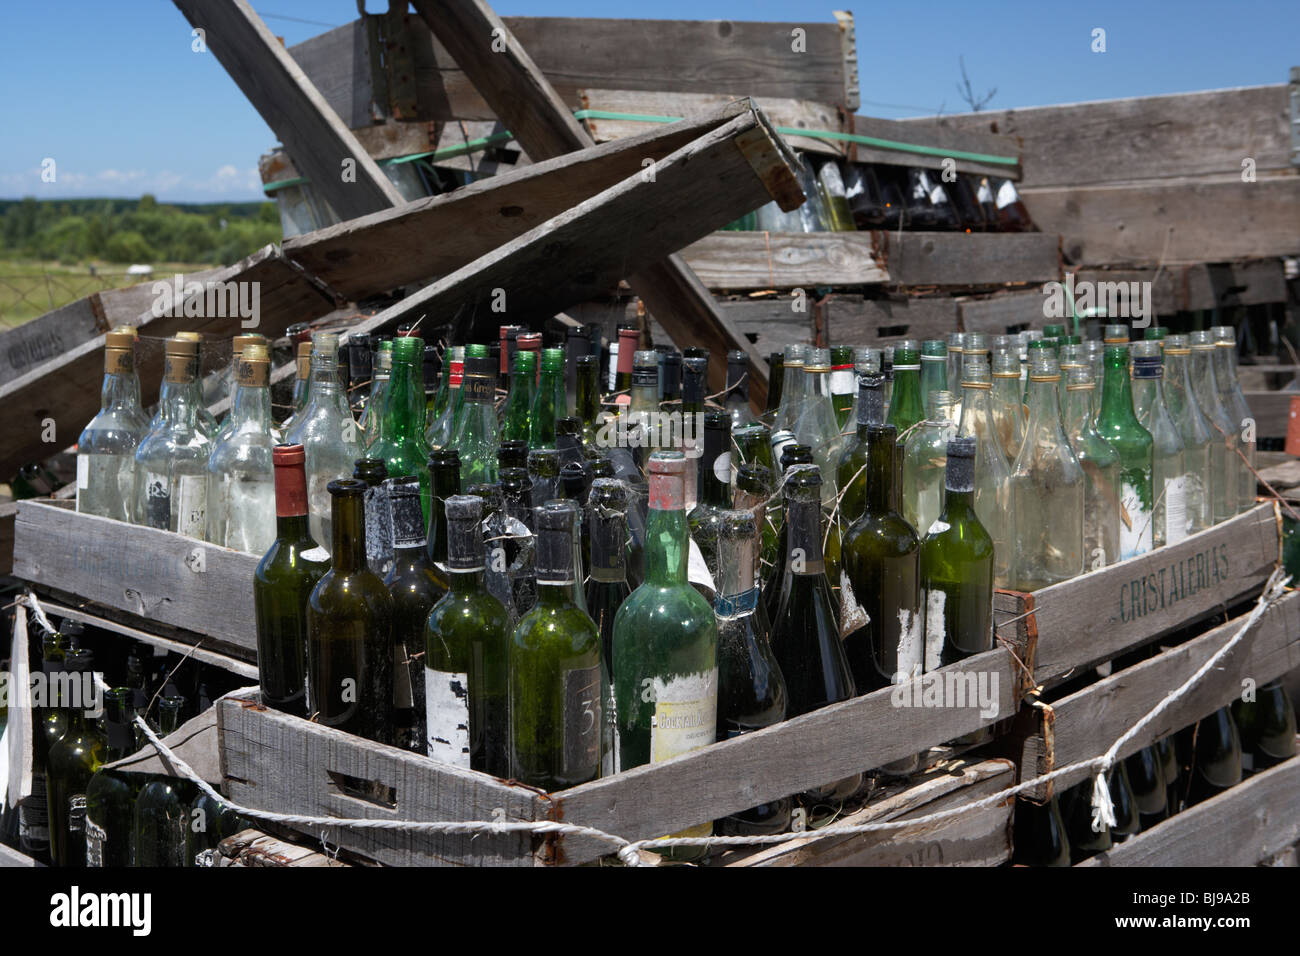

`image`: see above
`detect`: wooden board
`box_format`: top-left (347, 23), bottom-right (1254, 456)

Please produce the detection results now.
top-left (718, 298), bottom-right (817, 355)
top-left (217, 690), bottom-right (546, 867)
top-left (828, 295), bottom-right (961, 345)
top-left (681, 232), bottom-right (888, 289)
top-left (0, 500), bottom-right (15, 578)
top-left (878, 231), bottom-right (1061, 288)
top-left (12, 501), bottom-right (260, 659)
top-left (1080, 751), bottom-right (1300, 866)
top-left (0, 246), bottom-right (336, 481)
top-left (957, 289), bottom-right (1047, 335)
top-left (847, 113), bottom-right (1021, 180)
top-left (996, 503), bottom-right (1279, 690)
top-left (214, 829), bottom-right (352, 867)
top-left (722, 758), bottom-right (1015, 867)
top-left (1245, 390), bottom-right (1295, 440)
top-left (1018, 589), bottom-right (1300, 798)
top-left (0, 843), bottom-right (43, 868)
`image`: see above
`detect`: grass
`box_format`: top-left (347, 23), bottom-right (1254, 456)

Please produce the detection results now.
top-left (0, 259), bottom-right (209, 328)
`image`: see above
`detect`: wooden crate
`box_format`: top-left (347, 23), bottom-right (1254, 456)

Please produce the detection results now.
top-left (993, 502), bottom-right (1280, 690)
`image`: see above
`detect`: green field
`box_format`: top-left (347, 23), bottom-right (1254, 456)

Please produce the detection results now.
top-left (0, 260), bottom-right (211, 327)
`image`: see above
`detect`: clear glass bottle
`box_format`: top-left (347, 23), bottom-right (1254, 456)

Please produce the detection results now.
top-left (727, 349), bottom-right (759, 432)
top-left (1162, 335), bottom-right (1213, 536)
top-left (688, 410), bottom-right (732, 582)
top-left (945, 332), bottom-right (965, 399)
top-left (213, 333), bottom-right (267, 440)
top-left (795, 348), bottom-right (843, 506)
top-left (773, 344), bottom-right (808, 437)
top-left (1131, 341), bottom-right (1188, 547)
top-left (133, 336), bottom-right (212, 537)
top-left (836, 372), bottom-right (885, 534)
top-left (1212, 326), bottom-right (1255, 511)
top-left (1061, 365), bottom-right (1121, 571)
top-left (957, 357), bottom-right (1014, 588)
top-left (1096, 340), bottom-right (1155, 559)
top-left (361, 339), bottom-right (392, 449)
top-left (1011, 351), bottom-right (1084, 590)
top-left (286, 331), bottom-right (362, 553)
top-left (990, 348), bottom-right (1027, 463)
top-left (902, 389), bottom-right (958, 537)
top-left (281, 339), bottom-right (313, 435)
top-left (1189, 331), bottom-right (1239, 523)
top-left (172, 331), bottom-right (219, 440)
top-left (206, 342), bottom-right (276, 553)
top-left (452, 354), bottom-right (501, 487)
top-left (425, 343), bottom-right (460, 448)
top-left (76, 328), bottom-right (150, 522)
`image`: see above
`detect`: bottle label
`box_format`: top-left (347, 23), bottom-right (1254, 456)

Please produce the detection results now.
top-left (463, 374), bottom-right (495, 403)
top-left (84, 817), bottom-right (106, 867)
top-left (712, 451), bottom-right (731, 486)
top-left (923, 589), bottom-right (946, 672)
top-left (68, 794), bottom-right (88, 833)
top-left (1119, 481), bottom-right (1153, 560)
top-left (105, 348), bottom-right (133, 376)
top-left (607, 343), bottom-right (619, 391)
top-left (425, 669), bottom-right (472, 769)
top-left (649, 669), bottom-right (717, 840)
top-left (830, 368), bottom-right (854, 396)
top-left (839, 571), bottom-right (870, 638)
top-left (175, 473), bottom-right (207, 538)
top-left (144, 471), bottom-right (171, 529)
top-left (76, 454), bottom-right (90, 490)
top-left (995, 179), bottom-right (1018, 209)
top-left (449, 360), bottom-right (464, 388)
top-left (301, 545), bottom-right (329, 562)
top-left (563, 664), bottom-right (603, 777)
top-left (686, 537), bottom-right (716, 594)
top-left (1164, 475), bottom-right (1187, 545)
top-left (895, 608), bottom-right (923, 682)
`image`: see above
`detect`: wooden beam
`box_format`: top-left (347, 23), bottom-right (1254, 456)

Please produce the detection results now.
top-left (879, 231), bottom-right (1061, 287)
top-left (828, 295), bottom-right (961, 345)
top-left (171, 0), bottom-right (404, 220)
top-left (681, 232), bottom-right (888, 289)
top-left (958, 289), bottom-right (1048, 335)
top-left (717, 298), bottom-right (816, 356)
top-left (1245, 390), bottom-right (1295, 440)
top-left (848, 113), bottom-right (1021, 180)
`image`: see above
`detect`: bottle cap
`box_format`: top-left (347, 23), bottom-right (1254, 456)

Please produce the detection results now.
top-left (274, 443), bottom-right (306, 466)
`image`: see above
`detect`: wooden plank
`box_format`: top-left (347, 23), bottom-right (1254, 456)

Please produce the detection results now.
top-left (285, 104), bottom-right (749, 300)
top-left (848, 113), bottom-right (1021, 180)
top-left (171, 0), bottom-right (404, 220)
top-left (1000, 503), bottom-right (1278, 690)
top-left (723, 758), bottom-right (1015, 867)
top-left (550, 646), bottom-right (1021, 863)
top-left (958, 289), bottom-right (1048, 335)
top-left (899, 85), bottom-right (1292, 189)
top-left (879, 232), bottom-right (1061, 288)
top-left (217, 691), bottom-right (546, 867)
top-left (1182, 259), bottom-right (1289, 310)
top-left (718, 298), bottom-right (816, 356)
top-left (0, 246), bottom-right (336, 481)
top-left (0, 843), bottom-right (42, 868)
top-left (285, 18), bottom-right (373, 130)
top-left (681, 232), bottom-right (889, 289)
top-left (1246, 390), bottom-right (1295, 439)
top-left (12, 501), bottom-right (261, 658)
top-left (0, 500), bottom-right (15, 578)
top-left (1080, 751), bottom-right (1300, 866)
top-left (828, 295), bottom-right (960, 345)
top-left (1024, 178), bottom-right (1300, 267)
top-left (215, 829), bottom-right (351, 867)
top-left (1020, 589), bottom-right (1300, 798)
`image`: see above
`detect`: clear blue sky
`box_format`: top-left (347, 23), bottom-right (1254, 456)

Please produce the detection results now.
top-left (4, 0), bottom-right (1297, 202)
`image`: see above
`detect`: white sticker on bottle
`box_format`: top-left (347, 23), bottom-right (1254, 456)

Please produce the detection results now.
top-left (76, 455), bottom-right (90, 490)
top-left (1119, 481), bottom-right (1153, 561)
top-left (1164, 475), bottom-right (1188, 545)
top-left (896, 608), bottom-right (923, 682)
top-left (926, 518), bottom-right (951, 537)
top-left (649, 669), bottom-right (718, 766)
top-left (300, 546), bottom-right (329, 563)
top-left (687, 537), bottom-right (715, 596)
top-left (425, 668), bottom-right (471, 769)
top-left (607, 343), bottom-right (619, 391)
top-left (839, 571), bottom-right (869, 638)
top-left (923, 589), bottom-right (946, 673)
top-left (175, 473), bottom-right (207, 538)
top-left (712, 451), bottom-right (731, 486)
top-left (995, 179), bottom-right (1018, 209)
top-left (830, 368), bottom-right (854, 397)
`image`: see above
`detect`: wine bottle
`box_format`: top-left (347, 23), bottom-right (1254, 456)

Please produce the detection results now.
top-left (426, 343), bottom-right (461, 448)
top-left (360, 339), bottom-right (391, 447)
top-left (626, 348), bottom-right (660, 473)
top-left (763, 442), bottom-right (812, 625)
top-left (660, 349), bottom-right (682, 410)
top-left (1131, 341), bottom-right (1187, 547)
top-left (1186, 706), bottom-right (1243, 806)
top-left (1211, 326), bottom-right (1256, 511)
top-left (1233, 680), bottom-right (1297, 772)
top-left (84, 688), bottom-right (139, 867)
top-left (795, 348), bottom-right (843, 506)
top-left (764, 351), bottom-right (784, 421)
top-left (773, 345), bottom-right (807, 437)
top-left (466, 481), bottom-right (522, 625)
top-left (206, 343), bottom-right (277, 553)
top-left (527, 448), bottom-right (560, 511)
top-left (1061, 364), bottom-right (1121, 572)
top-left (423, 495), bottom-right (510, 775)
top-left (500, 348), bottom-right (536, 444)
top-left (47, 648), bottom-right (105, 868)
top-left (920, 437), bottom-right (995, 743)
top-left (575, 354), bottom-right (602, 449)
top-left (1188, 331), bottom-right (1240, 523)
top-left (681, 355), bottom-right (708, 509)
top-left (610, 326), bottom-right (639, 407)
top-left (529, 348), bottom-right (566, 448)
top-left (688, 410), bottom-right (732, 582)
top-left (214, 334), bottom-right (267, 437)
top-left (1160, 336), bottom-right (1213, 536)
top-left (77, 328), bottom-right (150, 522)
top-left (919, 339), bottom-right (948, 409)
top-left (835, 371), bottom-right (885, 536)
top-left (727, 349), bottom-right (758, 431)
top-left (1011, 796), bottom-right (1071, 867)
top-left (352, 457), bottom-right (394, 578)
top-left (957, 356), bottom-right (1015, 588)
top-left (612, 452), bottom-right (718, 857)
top-left (1156, 734), bottom-right (1181, 816)
top-left (1109, 760), bottom-right (1141, 842)
top-left (886, 340), bottom-right (924, 508)
top-left (307, 479), bottom-right (395, 745)
top-left (133, 696), bottom-right (191, 867)
top-left (421, 343), bottom-right (442, 426)
top-left (735, 462), bottom-right (778, 594)
top-left (565, 325), bottom-right (592, 412)
top-left (370, 335), bottom-right (433, 526)
top-left (1096, 335), bottom-right (1155, 559)
top-left (1125, 744), bottom-right (1168, 829)
top-left (1060, 777), bottom-right (1112, 862)
top-left (510, 501), bottom-right (604, 789)
top-left (714, 509), bottom-right (791, 835)
top-left (902, 389), bottom-right (958, 536)
top-left (499, 466), bottom-right (538, 614)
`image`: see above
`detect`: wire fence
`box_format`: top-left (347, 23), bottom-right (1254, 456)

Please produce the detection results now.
top-left (0, 267), bottom-right (155, 327)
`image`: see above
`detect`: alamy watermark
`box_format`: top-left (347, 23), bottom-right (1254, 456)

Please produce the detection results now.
top-left (0, 670), bottom-right (103, 717)
top-left (890, 668), bottom-right (999, 719)
top-left (151, 273), bottom-right (260, 329)
top-left (1042, 271), bottom-right (1151, 329)
top-left (593, 411), bottom-right (704, 455)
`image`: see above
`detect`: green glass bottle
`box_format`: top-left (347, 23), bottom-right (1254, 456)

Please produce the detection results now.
top-left (1061, 365), bottom-right (1121, 571)
top-left (448, 343), bottom-right (488, 447)
top-left (428, 449), bottom-right (461, 581)
top-left (919, 339), bottom-right (948, 410)
top-left (763, 351), bottom-right (784, 423)
top-left (369, 335), bottom-right (434, 527)
top-left (680, 355), bottom-right (708, 507)
top-left (836, 371), bottom-right (885, 535)
top-left (1109, 760), bottom-right (1141, 842)
top-left (829, 345), bottom-right (856, 432)
top-left (384, 475), bottom-right (446, 754)
top-left (886, 340), bottom-right (924, 511)
top-left (1186, 706), bottom-right (1242, 806)
top-left (764, 442), bottom-right (812, 624)
top-left (1156, 735), bottom-right (1181, 816)
top-left (714, 509), bottom-right (791, 836)
top-left (585, 478), bottom-right (632, 776)
top-left (253, 444), bottom-right (330, 718)
top-left (421, 343), bottom-right (442, 426)
top-left (529, 348), bottom-right (566, 448)
top-left (133, 696), bottom-right (191, 867)
top-left (84, 688), bottom-right (139, 867)
top-left (1233, 680), bottom-right (1297, 772)
top-left (1131, 341), bottom-right (1187, 547)
top-left (1125, 745), bottom-right (1168, 829)
top-left (612, 452), bottom-right (718, 854)
top-left (452, 354), bottom-right (500, 487)
top-left (509, 501), bottom-right (604, 789)
top-left (352, 456), bottom-right (394, 579)
top-left (500, 348), bottom-right (536, 443)
top-left (21, 631), bottom-right (66, 862)
top-left (1212, 326), bottom-right (1256, 512)
top-left (1189, 331), bottom-right (1240, 523)
top-left (919, 437), bottom-right (994, 744)
top-left (307, 479), bottom-right (395, 745)
top-left (427, 344), bottom-right (462, 448)
top-left (1060, 777), bottom-right (1111, 862)
top-left (1011, 796), bottom-right (1071, 867)
top-left (688, 410), bottom-right (732, 583)
top-left (424, 495), bottom-right (511, 776)
top-left (1161, 336), bottom-right (1213, 536)
top-left (1096, 337), bottom-right (1155, 560)
top-left (575, 354), bottom-right (602, 449)
top-left (47, 648), bottom-right (104, 868)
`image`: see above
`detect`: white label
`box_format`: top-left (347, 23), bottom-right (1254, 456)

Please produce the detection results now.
top-left (300, 546), bottom-right (329, 563)
top-left (926, 518), bottom-right (951, 537)
top-left (76, 454), bottom-right (90, 490)
top-left (712, 451), bottom-right (731, 486)
top-left (995, 179), bottom-right (1018, 209)
top-left (649, 669), bottom-right (718, 766)
top-left (1119, 481), bottom-right (1153, 560)
top-left (175, 473), bottom-right (207, 538)
top-left (896, 608), bottom-right (923, 682)
top-left (839, 571), bottom-right (869, 638)
top-left (923, 589), bottom-right (946, 672)
top-left (85, 817), bottom-right (106, 867)
top-left (607, 343), bottom-right (619, 391)
top-left (1164, 475), bottom-right (1188, 545)
top-left (425, 668), bottom-right (471, 769)
top-left (687, 537), bottom-right (715, 596)
top-left (830, 369), bottom-right (854, 395)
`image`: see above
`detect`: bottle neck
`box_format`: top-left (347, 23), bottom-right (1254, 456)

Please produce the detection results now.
top-left (576, 367), bottom-right (598, 426)
top-left (390, 493), bottom-right (428, 555)
top-left (306, 357), bottom-right (349, 418)
top-left (274, 459), bottom-right (314, 543)
top-left (330, 494), bottom-right (366, 573)
top-left (1099, 349), bottom-right (1138, 426)
top-left (1025, 373), bottom-right (1066, 439)
top-left (230, 381), bottom-right (273, 430)
top-left (714, 532), bottom-right (758, 613)
top-left (588, 509), bottom-right (628, 583)
top-left (645, 471), bottom-right (688, 586)
top-left (888, 365), bottom-right (923, 428)
top-left (785, 492), bottom-right (825, 569)
top-left (383, 360), bottom-right (420, 441)
top-left (428, 464), bottom-right (461, 564)
top-left (102, 370), bottom-right (139, 414)
top-left (865, 427), bottom-right (896, 513)
top-left (1212, 346), bottom-right (1239, 391)
top-left (1062, 382), bottom-right (1095, 435)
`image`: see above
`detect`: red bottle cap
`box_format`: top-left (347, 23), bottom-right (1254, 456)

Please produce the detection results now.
top-left (273, 443), bottom-right (309, 517)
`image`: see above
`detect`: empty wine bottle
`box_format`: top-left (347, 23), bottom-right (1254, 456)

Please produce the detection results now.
top-left (957, 357), bottom-right (1014, 588)
top-left (585, 478), bottom-right (632, 775)
top-left (527, 448), bottom-right (560, 512)
top-left (530, 348), bottom-right (566, 448)
top-left (1061, 364), bottom-right (1121, 572)
top-left (307, 479), bottom-right (395, 744)
top-left (836, 371), bottom-right (885, 535)
top-left (902, 389), bottom-right (957, 536)
top-left (352, 457), bottom-right (394, 578)
top-left (77, 328), bottom-right (150, 522)
top-left (1096, 336), bottom-right (1154, 559)
top-left (133, 696), bottom-right (191, 867)
top-left (1059, 778), bottom-right (1111, 862)
top-left (726, 349), bottom-right (758, 431)
top-left (1233, 680), bottom-right (1297, 772)
top-left (1109, 761), bottom-right (1141, 842)
top-left (1131, 341), bottom-right (1187, 547)
top-left (1211, 326), bottom-right (1255, 512)
top-left (688, 410), bottom-right (732, 582)
top-left (1011, 796), bottom-right (1071, 867)
top-left (1125, 744), bottom-right (1168, 829)
top-left (1186, 706), bottom-right (1243, 806)
top-left (500, 348), bottom-right (537, 444)
top-left (84, 688), bottom-right (139, 867)
top-left (1189, 331), bottom-right (1240, 523)
top-left (1161, 336), bottom-right (1213, 537)
top-left (575, 354), bottom-right (602, 449)
top-left (371, 335), bottom-right (434, 526)
top-left (764, 351), bottom-right (784, 421)
top-left (454, 355), bottom-right (501, 487)
top-left (47, 648), bottom-right (104, 868)
top-left (735, 462), bottom-right (778, 593)
top-left (886, 340), bottom-right (924, 508)
top-left (206, 343), bottom-right (277, 553)
top-left (795, 349), bottom-right (843, 507)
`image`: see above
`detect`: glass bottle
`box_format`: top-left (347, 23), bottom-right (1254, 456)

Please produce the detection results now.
top-left (796, 348), bottom-right (843, 506)
top-left (286, 331), bottom-right (362, 553)
top-left (1011, 351), bottom-right (1084, 590)
top-left (575, 354), bottom-right (602, 449)
top-left (612, 452), bottom-right (718, 856)
top-left (307, 479), bottom-right (395, 745)
top-left (680, 355), bottom-right (708, 508)
top-left (527, 448), bottom-right (560, 512)
top-left (773, 344), bottom-right (808, 437)
top-left (370, 335), bottom-right (434, 526)
top-left (361, 339), bottom-right (392, 448)
top-left (1162, 336), bottom-right (1213, 536)
top-left (688, 410), bottom-right (732, 583)
top-left (281, 339), bottom-right (313, 434)
top-left (829, 345), bottom-right (856, 431)
top-left (529, 348), bottom-right (566, 448)
top-left (727, 349), bottom-right (759, 431)
top-left (1189, 331), bottom-right (1240, 523)
top-left (1212, 326), bottom-right (1255, 511)
top-left (452, 354), bottom-right (500, 487)
top-left (902, 389), bottom-right (958, 536)
top-left (609, 326), bottom-right (639, 407)
top-left (886, 340), bottom-right (924, 509)
top-left (1059, 777), bottom-right (1111, 862)
top-left (77, 328), bottom-right (150, 522)
top-left (1011, 797), bottom-right (1071, 867)
top-left (500, 347), bottom-right (536, 444)
top-left (764, 351), bottom-right (784, 421)
top-left (254, 444), bottom-right (330, 717)
top-left (426, 343), bottom-right (461, 448)
top-left (1125, 745), bottom-right (1168, 829)
top-left (957, 357), bottom-right (1014, 588)
top-left (421, 343), bottom-right (442, 428)
top-left (510, 501), bottom-right (604, 789)
top-left (816, 159), bottom-right (856, 231)
top-left (132, 336), bottom-right (212, 537)
top-left (352, 457), bottom-right (393, 578)
top-left (167, 331), bottom-right (218, 441)
top-left (423, 495), bottom-right (510, 776)
top-left (585, 477), bottom-right (631, 773)
top-left (990, 349), bottom-right (1027, 464)
top-left (945, 332), bottom-right (966, 399)
top-left (84, 688), bottom-right (139, 867)
top-left (836, 372), bottom-right (885, 534)
top-left (1233, 680), bottom-right (1297, 772)
top-left (1061, 365), bottom-right (1121, 571)
top-left (735, 462), bottom-right (779, 595)
top-left (206, 343), bottom-right (276, 553)
top-left (499, 466), bottom-right (537, 615)
top-left (1131, 341), bottom-right (1188, 547)
top-left (215, 334), bottom-right (267, 435)
top-left (47, 648), bottom-right (105, 868)
top-left (1096, 340), bottom-right (1155, 560)
top-left (714, 509), bottom-right (791, 835)
top-left (132, 696), bottom-right (191, 867)
top-left (447, 343), bottom-right (489, 448)
top-left (1186, 706), bottom-right (1242, 806)
top-left (919, 339), bottom-right (948, 409)
top-left (919, 437), bottom-right (995, 745)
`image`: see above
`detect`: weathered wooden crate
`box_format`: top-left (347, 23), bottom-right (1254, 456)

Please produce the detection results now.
top-left (1011, 588), bottom-right (1300, 802)
top-left (12, 500), bottom-right (260, 660)
top-left (993, 502), bottom-right (1280, 690)
top-left (212, 829), bottom-right (353, 868)
top-left (1079, 745), bottom-right (1300, 867)
top-left (218, 637), bottom-right (1029, 866)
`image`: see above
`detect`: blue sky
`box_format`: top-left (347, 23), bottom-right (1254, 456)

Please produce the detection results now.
top-left (3, 0), bottom-right (1297, 202)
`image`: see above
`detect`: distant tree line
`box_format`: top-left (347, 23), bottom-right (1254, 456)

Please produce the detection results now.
top-left (0, 194), bottom-right (283, 266)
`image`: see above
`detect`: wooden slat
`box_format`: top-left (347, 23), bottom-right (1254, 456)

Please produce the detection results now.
top-left (848, 113), bottom-right (1021, 180)
top-left (1020, 589), bottom-right (1300, 798)
top-left (1000, 504), bottom-right (1278, 690)
top-left (217, 691), bottom-right (546, 867)
top-left (0, 843), bottom-right (42, 868)
top-left (718, 298), bottom-right (816, 356)
top-left (723, 758), bottom-right (1015, 867)
top-left (1025, 178), bottom-right (1300, 267)
top-left (1246, 390), bottom-right (1295, 440)
top-left (958, 289), bottom-right (1047, 334)
top-left (550, 646), bottom-right (1021, 863)
top-left (0, 500), bottom-right (15, 578)
top-left (0, 246), bottom-right (336, 481)
top-left (879, 231), bottom-right (1061, 287)
top-left (829, 295), bottom-right (961, 345)
top-left (171, 0), bottom-right (403, 220)
top-left (1080, 750), bottom-right (1300, 866)
top-left (12, 501), bottom-right (261, 658)
top-left (900, 85), bottom-right (1291, 189)
top-left (681, 232), bottom-right (888, 288)
top-left (216, 829), bottom-right (351, 867)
